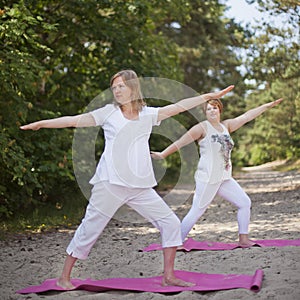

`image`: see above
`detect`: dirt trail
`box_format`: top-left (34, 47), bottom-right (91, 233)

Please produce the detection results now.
top-left (0, 163), bottom-right (299, 300)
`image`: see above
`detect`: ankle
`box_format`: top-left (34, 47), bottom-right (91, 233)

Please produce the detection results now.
top-left (239, 234), bottom-right (249, 242)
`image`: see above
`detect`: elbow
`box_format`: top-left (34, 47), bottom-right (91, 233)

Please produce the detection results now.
top-left (174, 140), bottom-right (184, 151)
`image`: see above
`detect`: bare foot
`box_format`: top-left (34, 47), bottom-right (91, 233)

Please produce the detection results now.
top-left (238, 240), bottom-right (256, 248)
top-left (238, 234), bottom-right (256, 248)
top-left (56, 278), bottom-right (75, 290)
top-left (162, 276), bottom-right (195, 287)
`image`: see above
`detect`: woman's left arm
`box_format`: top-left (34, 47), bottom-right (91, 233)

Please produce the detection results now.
top-left (157, 85), bottom-right (234, 122)
top-left (224, 98), bottom-right (283, 133)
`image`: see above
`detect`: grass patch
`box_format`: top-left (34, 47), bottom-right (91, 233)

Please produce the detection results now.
top-left (0, 194), bottom-right (87, 240)
top-left (273, 159), bottom-right (300, 172)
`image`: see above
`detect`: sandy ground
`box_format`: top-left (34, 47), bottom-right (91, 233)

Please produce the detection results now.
top-left (1, 163), bottom-right (299, 300)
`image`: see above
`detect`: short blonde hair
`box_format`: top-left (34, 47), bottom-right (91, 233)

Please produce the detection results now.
top-left (110, 70), bottom-right (146, 111)
top-left (202, 99), bottom-right (223, 114)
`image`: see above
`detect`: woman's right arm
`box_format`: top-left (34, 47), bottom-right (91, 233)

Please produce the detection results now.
top-left (20, 113), bottom-right (96, 131)
top-left (151, 122), bottom-right (205, 159)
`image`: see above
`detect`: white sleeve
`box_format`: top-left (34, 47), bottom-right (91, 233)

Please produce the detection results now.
top-left (90, 104), bottom-right (115, 126)
top-left (145, 106), bottom-right (161, 126)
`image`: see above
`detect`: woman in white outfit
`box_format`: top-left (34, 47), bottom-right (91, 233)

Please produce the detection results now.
top-left (151, 96), bottom-right (283, 247)
top-left (20, 69), bottom-right (234, 288)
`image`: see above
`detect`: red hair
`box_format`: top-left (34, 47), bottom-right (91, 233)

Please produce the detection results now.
top-left (202, 99), bottom-right (223, 114)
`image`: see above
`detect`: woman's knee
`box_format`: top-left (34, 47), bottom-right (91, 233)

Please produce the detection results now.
top-left (171, 213), bottom-right (181, 227)
top-left (190, 203), bottom-right (208, 218)
top-left (162, 213), bottom-right (181, 230)
top-left (241, 196), bottom-right (251, 209)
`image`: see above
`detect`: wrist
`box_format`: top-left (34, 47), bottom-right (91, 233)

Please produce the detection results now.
top-left (161, 151), bottom-right (167, 159)
top-left (205, 93), bottom-right (211, 101)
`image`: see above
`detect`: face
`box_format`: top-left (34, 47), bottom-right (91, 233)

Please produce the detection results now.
top-left (111, 76), bottom-right (132, 105)
top-left (206, 103), bottom-right (220, 121)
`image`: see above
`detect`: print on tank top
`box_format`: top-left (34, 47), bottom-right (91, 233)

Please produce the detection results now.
top-left (211, 134), bottom-right (234, 170)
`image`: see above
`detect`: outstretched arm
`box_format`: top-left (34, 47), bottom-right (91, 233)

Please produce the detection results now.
top-left (157, 85), bottom-right (234, 122)
top-left (224, 98), bottom-right (283, 133)
top-left (151, 122), bottom-right (205, 159)
top-left (20, 113), bottom-right (96, 131)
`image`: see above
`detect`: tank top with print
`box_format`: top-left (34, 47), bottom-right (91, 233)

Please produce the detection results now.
top-left (194, 120), bottom-right (234, 184)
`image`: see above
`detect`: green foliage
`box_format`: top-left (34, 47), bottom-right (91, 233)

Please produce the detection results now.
top-left (0, 1), bottom-right (62, 218)
top-left (161, 0), bottom-right (249, 92)
top-left (0, 0), bottom-right (191, 219)
top-left (238, 0), bottom-right (300, 165)
top-left (231, 78), bottom-right (299, 167)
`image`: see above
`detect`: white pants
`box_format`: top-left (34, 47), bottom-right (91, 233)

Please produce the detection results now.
top-left (181, 178), bottom-right (251, 241)
top-left (67, 181), bottom-right (182, 259)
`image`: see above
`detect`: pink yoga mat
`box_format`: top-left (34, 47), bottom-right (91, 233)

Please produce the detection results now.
top-left (16, 269), bottom-right (264, 294)
top-left (142, 237), bottom-right (300, 252)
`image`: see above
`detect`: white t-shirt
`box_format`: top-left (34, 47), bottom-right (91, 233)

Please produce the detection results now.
top-left (89, 104), bottom-right (160, 188)
top-left (195, 120), bottom-right (234, 184)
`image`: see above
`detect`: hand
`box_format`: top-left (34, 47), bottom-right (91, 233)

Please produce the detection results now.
top-left (211, 85), bottom-right (234, 99)
top-left (269, 98), bottom-right (283, 108)
top-left (150, 151), bottom-right (165, 160)
top-left (20, 122), bottom-right (41, 131)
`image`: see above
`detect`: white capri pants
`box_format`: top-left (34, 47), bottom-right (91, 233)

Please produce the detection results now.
top-left (67, 181), bottom-right (182, 259)
top-left (181, 178), bottom-right (251, 241)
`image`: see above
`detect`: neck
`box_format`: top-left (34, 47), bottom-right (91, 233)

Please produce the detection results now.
top-left (208, 119), bottom-right (220, 125)
top-left (120, 103), bottom-right (139, 120)
top-left (120, 102), bottom-right (134, 111)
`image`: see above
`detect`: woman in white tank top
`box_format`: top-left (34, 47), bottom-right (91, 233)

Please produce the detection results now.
top-left (152, 96), bottom-right (283, 247)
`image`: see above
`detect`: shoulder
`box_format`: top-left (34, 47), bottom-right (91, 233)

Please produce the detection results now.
top-left (199, 120), bottom-right (208, 131)
top-left (140, 106), bottom-right (161, 126)
top-left (221, 120), bottom-right (230, 131)
top-left (141, 106), bottom-right (158, 113)
top-left (189, 121), bottom-right (207, 140)
top-left (192, 121), bottom-right (207, 130)
top-left (90, 104), bottom-right (118, 125)
top-left (91, 104), bottom-right (117, 115)
top-left (140, 106), bottom-right (160, 117)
